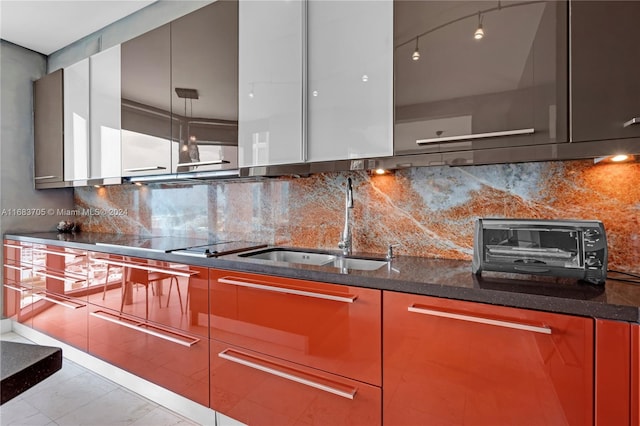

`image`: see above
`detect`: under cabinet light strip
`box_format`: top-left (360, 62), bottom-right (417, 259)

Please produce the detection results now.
top-left (408, 305), bottom-right (552, 334)
top-left (217, 277), bottom-right (357, 303)
top-left (218, 349), bottom-right (357, 400)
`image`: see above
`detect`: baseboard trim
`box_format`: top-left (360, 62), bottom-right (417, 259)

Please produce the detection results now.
top-left (10, 322), bottom-right (216, 425)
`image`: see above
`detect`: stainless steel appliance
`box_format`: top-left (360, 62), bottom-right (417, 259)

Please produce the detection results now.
top-left (169, 241), bottom-right (267, 258)
top-left (473, 218), bottom-right (607, 285)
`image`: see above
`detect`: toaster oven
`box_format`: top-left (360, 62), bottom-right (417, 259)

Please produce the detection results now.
top-left (472, 218), bottom-right (607, 285)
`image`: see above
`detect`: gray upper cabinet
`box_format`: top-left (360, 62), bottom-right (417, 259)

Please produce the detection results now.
top-left (394, 0), bottom-right (568, 158)
top-left (34, 69), bottom-right (64, 189)
top-left (171, 0), bottom-right (239, 174)
top-left (121, 24), bottom-right (172, 177)
top-left (570, 1), bottom-right (640, 143)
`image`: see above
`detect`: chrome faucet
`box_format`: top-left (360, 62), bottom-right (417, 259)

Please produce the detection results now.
top-left (338, 177), bottom-right (354, 256)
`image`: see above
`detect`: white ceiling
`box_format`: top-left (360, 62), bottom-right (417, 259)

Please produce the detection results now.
top-left (0, 0), bottom-right (156, 55)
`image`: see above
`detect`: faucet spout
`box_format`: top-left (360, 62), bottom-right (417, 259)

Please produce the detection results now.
top-left (338, 177), bottom-right (353, 255)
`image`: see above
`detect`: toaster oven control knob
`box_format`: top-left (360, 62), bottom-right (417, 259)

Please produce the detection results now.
top-left (584, 229), bottom-right (601, 242)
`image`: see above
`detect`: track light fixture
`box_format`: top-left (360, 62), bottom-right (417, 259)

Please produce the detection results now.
top-left (412, 37), bottom-right (420, 61)
top-left (474, 12), bottom-right (484, 40)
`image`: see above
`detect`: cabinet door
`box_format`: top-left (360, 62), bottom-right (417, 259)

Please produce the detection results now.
top-left (64, 58), bottom-right (90, 181)
top-left (171, 1), bottom-right (238, 174)
top-left (88, 304), bottom-right (208, 406)
top-left (394, 1), bottom-right (567, 155)
top-left (594, 319), bottom-right (631, 426)
top-left (88, 253), bottom-right (209, 338)
top-left (633, 324), bottom-right (640, 426)
top-left (211, 340), bottom-right (381, 425)
top-left (90, 45), bottom-right (121, 179)
top-left (383, 292), bottom-right (593, 426)
top-left (307, 0), bottom-right (393, 162)
top-left (33, 70), bottom-right (64, 187)
top-left (238, 0), bottom-right (304, 167)
top-left (571, 1), bottom-right (640, 142)
top-left (210, 269), bottom-right (381, 386)
top-left (121, 24), bottom-right (172, 176)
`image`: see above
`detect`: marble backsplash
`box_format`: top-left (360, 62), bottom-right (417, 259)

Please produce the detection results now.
top-left (74, 159), bottom-right (639, 272)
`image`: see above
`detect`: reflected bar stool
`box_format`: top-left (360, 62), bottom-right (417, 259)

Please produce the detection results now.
top-left (119, 263), bottom-right (184, 320)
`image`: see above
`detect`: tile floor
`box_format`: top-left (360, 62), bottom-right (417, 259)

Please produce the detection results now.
top-left (0, 332), bottom-right (201, 426)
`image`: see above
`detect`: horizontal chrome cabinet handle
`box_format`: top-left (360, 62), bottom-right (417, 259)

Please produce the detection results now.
top-left (217, 277), bottom-right (357, 303)
top-left (417, 128), bottom-right (535, 145)
top-left (408, 305), bottom-right (552, 334)
top-left (90, 310), bottom-right (199, 347)
top-left (123, 166), bottom-right (167, 172)
top-left (34, 175), bottom-right (59, 180)
top-left (34, 292), bottom-right (86, 310)
top-left (623, 117), bottom-right (640, 127)
top-left (219, 349), bottom-right (357, 400)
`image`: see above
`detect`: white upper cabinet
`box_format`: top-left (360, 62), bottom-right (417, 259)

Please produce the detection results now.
top-left (238, 0), bottom-right (393, 168)
top-left (90, 45), bottom-right (121, 180)
top-left (307, 0), bottom-right (393, 162)
top-left (238, 0), bottom-right (304, 167)
top-left (64, 58), bottom-right (90, 181)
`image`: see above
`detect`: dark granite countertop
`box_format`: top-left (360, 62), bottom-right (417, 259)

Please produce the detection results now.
top-left (1, 341), bottom-right (62, 404)
top-left (5, 231), bottom-right (640, 323)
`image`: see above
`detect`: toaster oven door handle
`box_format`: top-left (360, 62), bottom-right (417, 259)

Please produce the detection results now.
top-left (408, 305), bottom-right (552, 335)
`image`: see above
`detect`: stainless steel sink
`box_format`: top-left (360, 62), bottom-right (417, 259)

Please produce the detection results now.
top-left (329, 257), bottom-right (388, 271)
top-left (239, 248), bottom-right (388, 271)
top-left (241, 249), bottom-right (337, 266)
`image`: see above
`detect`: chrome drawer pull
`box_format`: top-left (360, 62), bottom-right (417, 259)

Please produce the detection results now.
top-left (177, 160), bottom-right (229, 167)
top-left (4, 283), bottom-right (27, 293)
top-left (4, 264), bottom-right (29, 272)
top-left (217, 277), bottom-right (357, 303)
top-left (33, 270), bottom-right (85, 283)
top-left (416, 128), bottom-right (535, 145)
top-left (3, 243), bottom-right (24, 250)
top-left (92, 259), bottom-right (196, 278)
top-left (123, 166), bottom-right (167, 172)
top-left (623, 117), bottom-right (640, 127)
top-left (34, 293), bottom-right (86, 310)
top-left (219, 349), bottom-right (357, 400)
top-left (90, 310), bottom-right (200, 347)
top-left (34, 175), bottom-right (59, 180)
top-left (408, 305), bottom-right (552, 335)
top-left (33, 248), bottom-right (85, 258)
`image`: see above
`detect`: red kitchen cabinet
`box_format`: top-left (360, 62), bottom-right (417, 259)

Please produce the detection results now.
top-left (633, 324), bottom-right (640, 426)
top-left (211, 340), bottom-right (381, 426)
top-left (3, 240), bottom-right (34, 327)
top-left (88, 304), bottom-right (209, 405)
top-left (88, 253), bottom-right (209, 338)
top-left (383, 291), bottom-right (594, 426)
top-left (209, 269), bottom-right (381, 386)
top-left (595, 319), bottom-right (631, 425)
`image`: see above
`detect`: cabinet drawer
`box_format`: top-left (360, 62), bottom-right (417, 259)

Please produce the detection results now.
top-left (31, 244), bottom-right (88, 296)
top-left (89, 254), bottom-right (209, 338)
top-left (210, 269), bottom-right (381, 386)
top-left (31, 293), bottom-right (88, 351)
top-left (211, 340), bottom-right (381, 426)
top-left (88, 304), bottom-right (208, 406)
top-left (384, 292), bottom-right (593, 426)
